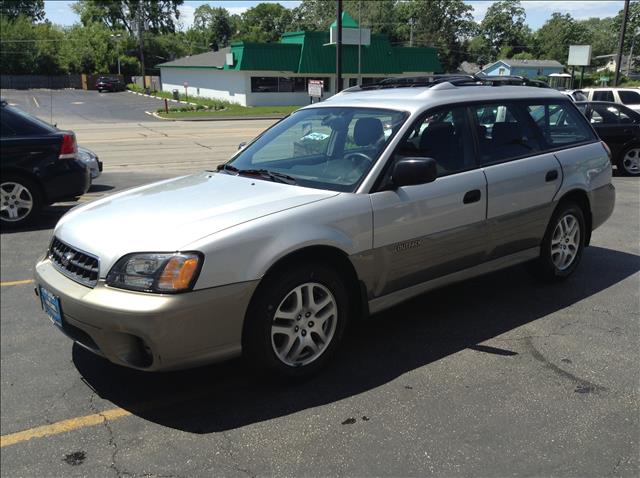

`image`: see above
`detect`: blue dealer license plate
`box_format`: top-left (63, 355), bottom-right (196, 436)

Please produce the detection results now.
top-left (39, 286), bottom-right (62, 326)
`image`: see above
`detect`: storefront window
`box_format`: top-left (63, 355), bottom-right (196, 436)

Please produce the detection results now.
top-left (251, 77), bottom-right (278, 92)
top-left (251, 77), bottom-right (331, 93)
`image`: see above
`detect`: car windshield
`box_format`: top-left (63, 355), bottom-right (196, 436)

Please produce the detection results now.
top-left (224, 107), bottom-right (407, 192)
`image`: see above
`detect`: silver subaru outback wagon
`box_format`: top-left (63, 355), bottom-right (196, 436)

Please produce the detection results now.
top-left (35, 79), bottom-right (615, 377)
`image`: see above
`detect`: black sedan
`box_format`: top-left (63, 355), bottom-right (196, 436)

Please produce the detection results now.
top-left (1, 100), bottom-right (90, 227)
top-left (95, 76), bottom-right (125, 92)
top-left (575, 101), bottom-right (640, 176)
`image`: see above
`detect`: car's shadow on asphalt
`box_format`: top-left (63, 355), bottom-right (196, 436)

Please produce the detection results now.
top-left (0, 206), bottom-right (73, 234)
top-left (73, 245), bottom-right (640, 433)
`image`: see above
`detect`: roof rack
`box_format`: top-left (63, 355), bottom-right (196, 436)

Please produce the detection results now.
top-left (346, 74), bottom-right (549, 92)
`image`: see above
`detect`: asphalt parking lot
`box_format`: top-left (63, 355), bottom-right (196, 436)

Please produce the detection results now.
top-left (3, 88), bottom-right (166, 123)
top-left (1, 91), bottom-right (639, 477)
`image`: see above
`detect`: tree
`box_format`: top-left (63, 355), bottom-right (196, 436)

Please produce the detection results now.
top-left (395, 0), bottom-right (476, 72)
top-left (237, 3), bottom-right (293, 43)
top-left (479, 0), bottom-right (528, 59)
top-left (72, 0), bottom-right (184, 35)
top-left (535, 12), bottom-right (588, 62)
top-left (0, 0), bottom-right (44, 22)
top-left (579, 17), bottom-right (617, 58)
top-left (613, 1), bottom-right (640, 54)
top-left (191, 5), bottom-right (233, 49)
top-left (0, 14), bottom-right (63, 74)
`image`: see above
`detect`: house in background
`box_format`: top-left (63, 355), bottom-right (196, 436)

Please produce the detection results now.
top-left (157, 12), bottom-right (442, 107)
top-left (479, 59), bottom-right (564, 79)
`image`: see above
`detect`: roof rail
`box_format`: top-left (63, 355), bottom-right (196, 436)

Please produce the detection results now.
top-left (343, 74), bottom-right (549, 92)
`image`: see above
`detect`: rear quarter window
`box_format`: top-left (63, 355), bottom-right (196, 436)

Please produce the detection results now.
top-left (618, 90), bottom-right (640, 105)
top-left (525, 101), bottom-right (595, 149)
top-left (1, 105), bottom-right (56, 137)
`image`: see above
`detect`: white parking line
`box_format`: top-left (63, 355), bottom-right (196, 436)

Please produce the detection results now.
top-left (32, 96), bottom-right (40, 108)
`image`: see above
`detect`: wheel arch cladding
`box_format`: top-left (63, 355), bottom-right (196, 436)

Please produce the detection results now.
top-left (556, 189), bottom-right (592, 246)
top-left (243, 245), bottom-right (367, 339)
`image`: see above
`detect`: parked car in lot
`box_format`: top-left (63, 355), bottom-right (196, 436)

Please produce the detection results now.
top-left (95, 77), bottom-right (125, 92)
top-left (575, 101), bottom-right (640, 176)
top-left (1, 100), bottom-right (90, 227)
top-left (582, 87), bottom-right (640, 112)
top-left (77, 145), bottom-right (103, 181)
top-left (558, 89), bottom-right (588, 102)
top-left (35, 77), bottom-right (615, 378)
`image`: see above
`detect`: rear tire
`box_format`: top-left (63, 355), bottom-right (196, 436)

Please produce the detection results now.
top-left (0, 174), bottom-right (43, 228)
top-left (618, 146), bottom-right (640, 176)
top-left (528, 201), bottom-right (585, 281)
top-left (243, 263), bottom-right (349, 379)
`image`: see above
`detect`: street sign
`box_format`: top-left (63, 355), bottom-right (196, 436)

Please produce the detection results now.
top-left (568, 45), bottom-right (592, 66)
top-left (308, 80), bottom-right (323, 98)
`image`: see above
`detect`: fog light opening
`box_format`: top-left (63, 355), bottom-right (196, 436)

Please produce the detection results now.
top-left (127, 336), bottom-right (153, 368)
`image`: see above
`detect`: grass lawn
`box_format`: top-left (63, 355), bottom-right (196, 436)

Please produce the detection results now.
top-left (156, 105), bottom-right (300, 119)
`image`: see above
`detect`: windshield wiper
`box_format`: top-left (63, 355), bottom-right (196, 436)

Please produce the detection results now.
top-left (237, 169), bottom-right (298, 185)
top-left (216, 164), bottom-right (297, 185)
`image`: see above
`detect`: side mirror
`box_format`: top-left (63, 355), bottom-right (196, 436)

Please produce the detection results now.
top-left (238, 142), bottom-right (247, 150)
top-left (391, 157), bottom-right (437, 188)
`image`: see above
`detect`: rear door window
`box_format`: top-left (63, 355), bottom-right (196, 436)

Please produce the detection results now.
top-left (525, 102), bottom-right (595, 148)
top-left (592, 90), bottom-right (614, 102)
top-left (590, 104), bottom-right (634, 124)
top-left (470, 102), bottom-right (541, 165)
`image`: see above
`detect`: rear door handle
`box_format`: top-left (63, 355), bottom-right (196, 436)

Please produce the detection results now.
top-left (545, 170), bottom-right (559, 182)
top-left (463, 189), bottom-right (481, 204)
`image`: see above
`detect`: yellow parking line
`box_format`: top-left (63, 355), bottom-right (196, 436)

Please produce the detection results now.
top-left (0, 407), bottom-right (131, 448)
top-left (0, 279), bottom-right (34, 287)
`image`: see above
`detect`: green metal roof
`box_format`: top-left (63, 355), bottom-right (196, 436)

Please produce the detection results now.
top-left (224, 42), bottom-right (300, 71)
top-left (160, 30), bottom-right (442, 75)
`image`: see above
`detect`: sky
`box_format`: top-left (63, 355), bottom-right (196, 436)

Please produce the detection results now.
top-left (44, 0), bottom-right (626, 31)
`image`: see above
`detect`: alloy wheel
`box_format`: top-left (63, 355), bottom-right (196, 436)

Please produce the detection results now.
top-left (1, 182), bottom-right (34, 222)
top-left (550, 213), bottom-right (580, 271)
top-left (622, 147), bottom-right (640, 175)
top-left (270, 282), bottom-right (338, 367)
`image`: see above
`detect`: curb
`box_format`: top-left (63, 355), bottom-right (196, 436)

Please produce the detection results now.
top-left (145, 111), bottom-right (286, 122)
top-left (127, 89), bottom-right (197, 106)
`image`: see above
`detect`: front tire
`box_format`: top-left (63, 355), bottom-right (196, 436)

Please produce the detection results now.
top-left (0, 175), bottom-right (43, 228)
top-left (529, 201), bottom-right (586, 281)
top-left (243, 264), bottom-right (349, 379)
top-left (618, 146), bottom-right (640, 176)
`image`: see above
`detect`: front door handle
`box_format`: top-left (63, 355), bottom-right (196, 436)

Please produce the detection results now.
top-left (463, 189), bottom-right (481, 204)
top-left (545, 169), bottom-right (559, 182)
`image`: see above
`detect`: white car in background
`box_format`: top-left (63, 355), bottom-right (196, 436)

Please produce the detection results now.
top-left (582, 87), bottom-right (640, 112)
top-left (77, 146), bottom-right (102, 181)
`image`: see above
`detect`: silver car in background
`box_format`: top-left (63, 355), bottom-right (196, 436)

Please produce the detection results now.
top-left (77, 146), bottom-right (102, 181)
top-left (35, 79), bottom-right (615, 378)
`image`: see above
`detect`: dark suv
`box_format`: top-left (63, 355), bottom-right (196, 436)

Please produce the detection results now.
top-left (0, 101), bottom-right (90, 227)
top-left (95, 77), bottom-right (125, 92)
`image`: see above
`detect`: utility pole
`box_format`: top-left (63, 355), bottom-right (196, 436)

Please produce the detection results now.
top-left (336, 0), bottom-right (342, 93)
top-left (137, 0), bottom-right (146, 89)
top-left (615, 0), bottom-right (630, 86)
top-left (357, 0), bottom-right (362, 86)
top-left (409, 17), bottom-right (416, 47)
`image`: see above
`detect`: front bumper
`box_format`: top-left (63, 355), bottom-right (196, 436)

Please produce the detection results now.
top-left (35, 258), bottom-right (258, 371)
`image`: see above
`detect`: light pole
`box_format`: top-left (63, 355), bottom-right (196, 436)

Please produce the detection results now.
top-left (627, 28), bottom-right (640, 76)
top-left (110, 34), bottom-right (122, 76)
top-left (409, 17), bottom-right (416, 47)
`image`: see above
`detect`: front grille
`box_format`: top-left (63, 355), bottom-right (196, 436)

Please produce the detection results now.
top-left (49, 237), bottom-right (99, 288)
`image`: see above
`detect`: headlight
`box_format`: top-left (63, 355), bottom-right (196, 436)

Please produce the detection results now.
top-left (106, 252), bottom-right (202, 293)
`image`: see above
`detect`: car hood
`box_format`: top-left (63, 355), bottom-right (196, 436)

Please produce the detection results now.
top-left (55, 172), bottom-right (339, 274)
